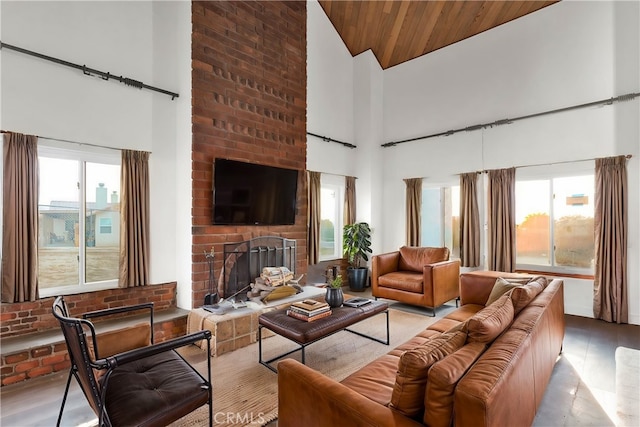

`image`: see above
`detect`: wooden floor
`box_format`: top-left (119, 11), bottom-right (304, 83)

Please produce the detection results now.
top-left (1, 311), bottom-right (638, 426)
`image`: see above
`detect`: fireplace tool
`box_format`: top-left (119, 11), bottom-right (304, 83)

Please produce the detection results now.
top-left (204, 248), bottom-right (219, 305)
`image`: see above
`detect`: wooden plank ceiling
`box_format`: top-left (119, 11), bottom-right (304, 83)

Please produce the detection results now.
top-left (318, 1), bottom-right (559, 69)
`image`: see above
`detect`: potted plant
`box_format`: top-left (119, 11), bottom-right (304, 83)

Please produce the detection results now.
top-left (343, 222), bottom-right (372, 291)
top-left (325, 274), bottom-right (344, 308)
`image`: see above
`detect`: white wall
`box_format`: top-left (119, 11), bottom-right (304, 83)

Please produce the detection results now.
top-left (308, 0), bottom-right (639, 323)
top-left (0, 1), bottom-right (191, 306)
top-left (306, 0), bottom-right (356, 177)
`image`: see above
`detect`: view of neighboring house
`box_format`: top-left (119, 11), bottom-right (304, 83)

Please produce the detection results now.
top-left (39, 183), bottom-right (119, 248)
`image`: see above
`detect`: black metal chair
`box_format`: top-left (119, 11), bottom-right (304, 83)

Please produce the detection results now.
top-left (52, 296), bottom-right (212, 427)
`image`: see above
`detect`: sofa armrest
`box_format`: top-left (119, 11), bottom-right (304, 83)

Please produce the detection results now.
top-left (372, 251), bottom-right (401, 291)
top-left (423, 259), bottom-right (460, 306)
top-left (278, 359), bottom-right (422, 427)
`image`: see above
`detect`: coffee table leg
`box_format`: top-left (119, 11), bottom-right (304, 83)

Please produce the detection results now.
top-left (344, 310), bottom-right (390, 345)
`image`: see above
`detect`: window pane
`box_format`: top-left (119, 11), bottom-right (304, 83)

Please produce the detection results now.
top-left (516, 180), bottom-right (551, 266)
top-left (320, 187), bottom-right (337, 258)
top-left (553, 175), bottom-right (594, 268)
top-left (85, 163), bottom-right (120, 283)
top-left (422, 188), bottom-right (442, 247)
top-left (38, 157), bottom-right (80, 289)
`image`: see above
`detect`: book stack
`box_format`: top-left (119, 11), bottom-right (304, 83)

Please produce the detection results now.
top-left (287, 299), bottom-right (332, 322)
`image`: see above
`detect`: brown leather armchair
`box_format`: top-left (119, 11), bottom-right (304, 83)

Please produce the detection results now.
top-left (372, 246), bottom-right (460, 316)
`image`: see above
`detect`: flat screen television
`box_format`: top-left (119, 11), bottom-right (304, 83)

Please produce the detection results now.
top-left (213, 158), bottom-right (298, 225)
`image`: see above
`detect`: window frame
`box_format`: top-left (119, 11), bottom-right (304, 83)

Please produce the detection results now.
top-left (38, 144), bottom-right (121, 297)
top-left (515, 162), bottom-right (595, 276)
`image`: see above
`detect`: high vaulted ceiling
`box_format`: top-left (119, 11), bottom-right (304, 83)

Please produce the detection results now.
top-left (318, 1), bottom-right (559, 69)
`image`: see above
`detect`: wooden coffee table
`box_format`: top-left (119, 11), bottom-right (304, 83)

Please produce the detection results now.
top-left (258, 300), bottom-right (389, 372)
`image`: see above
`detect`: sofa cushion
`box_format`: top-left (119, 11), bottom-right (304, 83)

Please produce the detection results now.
top-left (398, 246), bottom-right (449, 272)
top-left (390, 330), bottom-right (466, 418)
top-left (423, 342), bottom-right (487, 427)
top-left (486, 277), bottom-right (532, 306)
top-left (510, 277), bottom-right (547, 313)
top-left (340, 354), bottom-right (401, 406)
top-left (467, 294), bottom-right (514, 344)
top-left (378, 271), bottom-right (423, 292)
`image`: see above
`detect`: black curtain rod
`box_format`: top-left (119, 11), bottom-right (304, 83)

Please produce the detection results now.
top-left (0, 41), bottom-right (179, 100)
top-left (382, 92), bottom-right (640, 148)
top-left (1, 130), bottom-right (128, 152)
top-left (307, 131), bottom-right (356, 149)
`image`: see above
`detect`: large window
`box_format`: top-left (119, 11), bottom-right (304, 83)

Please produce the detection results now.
top-left (421, 184), bottom-right (460, 259)
top-left (38, 147), bottom-right (121, 295)
top-left (319, 175), bottom-right (344, 261)
top-left (516, 173), bottom-right (594, 274)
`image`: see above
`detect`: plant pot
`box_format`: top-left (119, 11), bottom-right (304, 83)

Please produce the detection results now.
top-left (325, 287), bottom-right (344, 308)
top-left (347, 267), bottom-right (368, 292)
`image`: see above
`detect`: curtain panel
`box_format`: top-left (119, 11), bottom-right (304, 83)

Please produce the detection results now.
top-left (460, 172), bottom-right (480, 267)
top-left (307, 171), bottom-right (321, 265)
top-left (1, 133), bottom-right (39, 302)
top-left (487, 168), bottom-right (516, 272)
top-left (344, 176), bottom-right (356, 226)
top-left (404, 178), bottom-right (422, 246)
top-left (119, 150), bottom-right (150, 288)
top-left (593, 155), bottom-right (628, 324)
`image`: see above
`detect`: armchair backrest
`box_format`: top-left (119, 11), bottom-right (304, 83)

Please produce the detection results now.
top-left (398, 246), bottom-right (450, 272)
top-left (52, 297), bottom-right (103, 418)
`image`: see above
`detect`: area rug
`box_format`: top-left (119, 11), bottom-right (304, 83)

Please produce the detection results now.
top-left (616, 346), bottom-right (640, 426)
top-left (171, 307), bottom-right (438, 427)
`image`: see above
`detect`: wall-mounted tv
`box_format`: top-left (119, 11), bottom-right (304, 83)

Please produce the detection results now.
top-left (213, 158), bottom-right (298, 225)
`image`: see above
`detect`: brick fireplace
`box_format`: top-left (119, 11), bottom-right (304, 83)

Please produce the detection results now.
top-left (190, 0), bottom-right (308, 308)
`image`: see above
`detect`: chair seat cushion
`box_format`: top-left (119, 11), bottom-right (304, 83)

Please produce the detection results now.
top-left (104, 351), bottom-right (209, 427)
top-left (378, 271), bottom-right (423, 293)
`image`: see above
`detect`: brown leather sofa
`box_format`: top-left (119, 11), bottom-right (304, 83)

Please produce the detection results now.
top-left (372, 246), bottom-right (460, 315)
top-left (278, 271), bottom-right (565, 427)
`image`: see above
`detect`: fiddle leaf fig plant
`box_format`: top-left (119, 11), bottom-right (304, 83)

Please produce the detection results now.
top-left (343, 222), bottom-right (372, 269)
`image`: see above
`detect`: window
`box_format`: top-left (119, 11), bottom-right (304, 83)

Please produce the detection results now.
top-left (319, 175), bottom-right (344, 261)
top-left (516, 173), bottom-right (594, 273)
top-left (99, 217), bottom-right (112, 234)
top-left (421, 184), bottom-right (460, 259)
top-left (38, 147), bottom-right (121, 295)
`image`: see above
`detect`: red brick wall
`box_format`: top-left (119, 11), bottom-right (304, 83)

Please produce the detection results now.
top-left (191, 1), bottom-right (308, 307)
top-left (0, 282), bottom-right (177, 339)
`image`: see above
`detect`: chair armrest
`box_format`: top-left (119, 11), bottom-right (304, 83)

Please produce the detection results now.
top-left (278, 359), bottom-right (422, 427)
top-left (104, 330), bottom-right (211, 368)
top-left (372, 251), bottom-right (401, 288)
top-left (423, 259), bottom-right (460, 305)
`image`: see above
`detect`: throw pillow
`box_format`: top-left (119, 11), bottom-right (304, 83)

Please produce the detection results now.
top-left (510, 278), bottom-right (547, 313)
top-left (467, 293), bottom-right (514, 344)
top-left (485, 277), bottom-right (531, 306)
top-left (390, 330), bottom-right (467, 418)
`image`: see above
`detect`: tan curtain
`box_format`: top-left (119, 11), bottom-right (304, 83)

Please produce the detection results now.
top-left (460, 172), bottom-right (480, 267)
top-left (344, 176), bottom-right (356, 226)
top-left (1, 133), bottom-right (39, 302)
top-left (487, 168), bottom-right (516, 272)
top-left (593, 156), bottom-right (628, 323)
top-left (119, 150), bottom-right (150, 287)
top-left (307, 171), bottom-right (321, 265)
top-left (404, 178), bottom-right (422, 246)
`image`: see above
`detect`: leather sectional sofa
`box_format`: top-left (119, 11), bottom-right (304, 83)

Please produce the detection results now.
top-left (278, 270), bottom-right (565, 427)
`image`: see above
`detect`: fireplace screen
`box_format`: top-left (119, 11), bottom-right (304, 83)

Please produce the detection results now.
top-left (222, 236), bottom-right (296, 301)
